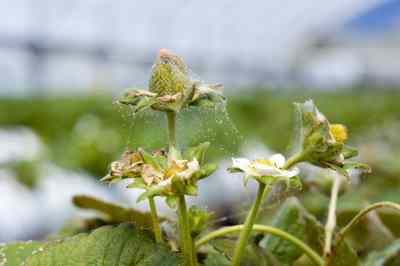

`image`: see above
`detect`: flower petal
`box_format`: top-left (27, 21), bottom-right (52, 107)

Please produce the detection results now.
top-left (176, 159), bottom-right (200, 179)
top-left (232, 158), bottom-right (252, 174)
top-left (269, 153), bottom-right (286, 168)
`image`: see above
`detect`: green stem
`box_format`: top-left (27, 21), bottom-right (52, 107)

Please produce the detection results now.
top-left (191, 238), bottom-right (198, 266)
top-left (196, 224), bottom-right (324, 266)
top-left (148, 197), bottom-right (162, 243)
top-left (178, 194), bottom-right (194, 266)
top-left (231, 183), bottom-right (267, 266)
top-left (166, 111), bottom-right (176, 149)
top-left (283, 151), bottom-right (305, 169)
top-left (336, 201), bottom-right (400, 246)
top-left (323, 175), bottom-right (341, 259)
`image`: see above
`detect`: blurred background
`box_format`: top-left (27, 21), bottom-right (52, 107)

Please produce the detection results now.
top-left (1, 0), bottom-right (400, 246)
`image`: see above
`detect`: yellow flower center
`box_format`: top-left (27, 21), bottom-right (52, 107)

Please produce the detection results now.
top-left (254, 159), bottom-right (273, 166)
top-left (330, 124), bottom-right (348, 143)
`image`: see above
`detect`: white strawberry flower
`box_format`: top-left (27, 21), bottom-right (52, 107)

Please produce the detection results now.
top-left (231, 154), bottom-right (299, 185)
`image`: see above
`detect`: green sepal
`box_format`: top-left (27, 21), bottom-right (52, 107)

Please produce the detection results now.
top-left (140, 148), bottom-right (163, 170)
top-left (194, 163), bottom-right (217, 180)
top-left (168, 146), bottom-right (182, 161)
top-left (189, 83), bottom-right (226, 109)
top-left (171, 176), bottom-right (186, 194)
top-left (255, 175), bottom-right (278, 186)
top-left (117, 89), bottom-right (157, 114)
top-left (126, 178), bottom-right (147, 189)
top-left (188, 206), bottom-right (212, 237)
top-left (227, 167), bottom-right (243, 173)
top-left (343, 161), bottom-right (371, 173)
top-left (323, 162), bottom-right (350, 180)
top-left (342, 145), bottom-right (358, 159)
top-left (243, 174), bottom-right (251, 187)
top-left (288, 175), bottom-right (302, 191)
top-left (185, 183), bottom-right (198, 196)
top-left (100, 175), bottom-right (120, 183)
top-left (137, 186), bottom-right (165, 203)
top-left (184, 142), bottom-right (210, 164)
top-left (166, 196), bottom-right (178, 209)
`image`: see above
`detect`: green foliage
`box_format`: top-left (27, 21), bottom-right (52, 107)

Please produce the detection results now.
top-left (1, 224), bottom-right (182, 266)
top-left (260, 197), bottom-right (359, 266)
top-left (0, 241), bottom-right (43, 266)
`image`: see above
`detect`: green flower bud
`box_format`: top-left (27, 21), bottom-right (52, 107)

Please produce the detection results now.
top-left (294, 100), bottom-right (369, 177)
top-left (149, 48), bottom-right (191, 96)
top-left (118, 48), bottom-right (225, 113)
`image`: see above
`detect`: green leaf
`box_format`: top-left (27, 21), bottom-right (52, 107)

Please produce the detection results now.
top-left (260, 197), bottom-right (360, 266)
top-left (24, 223), bottom-right (182, 266)
top-left (364, 239), bottom-right (400, 266)
top-left (73, 195), bottom-right (156, 229)
top-left (0, 241), bottom-right (43, 266)
top-left (203, 253), bottom-right (230, 266)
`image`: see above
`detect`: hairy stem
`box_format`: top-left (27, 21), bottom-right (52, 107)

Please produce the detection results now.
top-left (324, 174), bottom-right (341, 259)
top-left (336, 201), bottom-right (400, 246)
top-left (148, 197), bottom-right (162, 243)
top-left (166, 111), bottom-right (176, 149)
top-left (231, 183), bottom-right (267, 266)
top-left (196, 224), bottom-right (324, 266)
top-left (178, 194), bottom-right (194, 266)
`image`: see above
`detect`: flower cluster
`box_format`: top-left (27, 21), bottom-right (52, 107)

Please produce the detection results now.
top-left (118, 49), bottom-right (225, 113)
top-left (102, 143), bottom-right (216, 204)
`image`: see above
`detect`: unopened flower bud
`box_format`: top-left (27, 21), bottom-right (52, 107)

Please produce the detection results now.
top-left (149, 48), bottom-right (191, 96)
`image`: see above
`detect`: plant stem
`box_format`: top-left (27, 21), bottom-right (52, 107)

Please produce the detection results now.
top-left (283, 151), bottom-right (305, 169)
top-left (231, 183), bottom-right (267, 266)
top-left (148, 196), bottom-right (162, 243)
top-left (191, 238), bottom-right (198, 266)
top-left (196, 224), bottom-right (324, 266)
top-left (323, 174), bottom-right (341, 259)
top-left (166, 111), bottom-right (176, 149)
top-left (336, 201), bottom-right (400, 246)
top-left (178, 194), bottom-right (194, 266)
